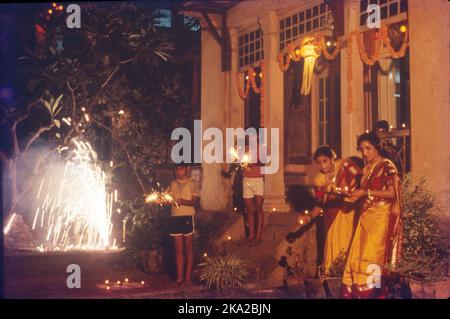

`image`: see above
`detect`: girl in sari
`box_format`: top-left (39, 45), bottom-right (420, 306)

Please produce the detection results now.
top-left (300, 146), bottom-right (363, 278)
top-left (341, 132), bottom-right (403, 299)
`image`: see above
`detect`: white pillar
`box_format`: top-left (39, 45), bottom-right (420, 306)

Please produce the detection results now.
top-left (200, 16), bottom-right (229, 212)
top-left (261, 10), bottom-right (290, 212)
top-left (340, 0), bottom-right (365, 158)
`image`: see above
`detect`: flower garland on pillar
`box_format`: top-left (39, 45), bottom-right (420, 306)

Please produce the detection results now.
top-left (259, 62), bottom-right (265, 127)
top-left (346, 34), bottom-right (354, 113)
top-left (236, 61), bottom-right (265, 127)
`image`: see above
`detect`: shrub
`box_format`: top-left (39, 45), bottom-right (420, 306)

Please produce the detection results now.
top-left (198, 254), bottom-right (248, 291)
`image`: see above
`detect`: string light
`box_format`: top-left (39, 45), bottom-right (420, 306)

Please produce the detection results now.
top-left (227, 235), bottom-right (232, 241)
top-left (118, 110), bottom-right (125, 115)
top-left (402, 123), bottom-right (406, 128)
top-left (48, 9), bottom-right (53, 14)
top-left (400, 25), bottom-right (407, 33)
top-left (105, 279), bottom-right (109, 284)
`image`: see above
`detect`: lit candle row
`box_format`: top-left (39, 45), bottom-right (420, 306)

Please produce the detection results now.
top-left (104, 278), bottom-right (146, 291)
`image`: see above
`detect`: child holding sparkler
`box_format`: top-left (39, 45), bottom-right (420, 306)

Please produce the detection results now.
top-left (167, 163), bottom-right (200, 284)
top-left (241, 133), bottom-right (266, 242)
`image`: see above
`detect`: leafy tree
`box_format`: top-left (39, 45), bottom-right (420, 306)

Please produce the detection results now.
top-left (1, 3), bottom-right (193, 219)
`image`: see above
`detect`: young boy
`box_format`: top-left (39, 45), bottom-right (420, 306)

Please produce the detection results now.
top-left (168, 163), bottom-right (200, 284)
top-left (242, 133), bottom-right (265, 242)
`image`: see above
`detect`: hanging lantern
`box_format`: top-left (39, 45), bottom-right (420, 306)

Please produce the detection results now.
top-left (299, 37), bottom-right (320, 95)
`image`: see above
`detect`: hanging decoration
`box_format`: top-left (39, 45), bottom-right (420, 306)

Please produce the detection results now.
top-left (346, 34), bottom-right (353, 113)
top-left (319, 39), bottom-right (341, 60)
top-left (379, 25), bottom-right (409, 59)
top-left (236, 60), bottom-right (265, 127)
top-left (299, 37), bottom-right (321, 95)
top-left (259, 62), bottom-right (265, 128)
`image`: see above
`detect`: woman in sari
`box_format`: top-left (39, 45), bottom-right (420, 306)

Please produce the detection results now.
top-left (301, 146), bottom-right (363, 277)
top-left (341, 132), bottom-right (403, 299)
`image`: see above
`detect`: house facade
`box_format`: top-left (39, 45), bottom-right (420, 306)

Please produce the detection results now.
top-left (180, 0), bottom-right (450, 236)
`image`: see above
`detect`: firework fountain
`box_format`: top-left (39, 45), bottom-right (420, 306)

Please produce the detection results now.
top-left (30, 138), bottom-right (116, 251)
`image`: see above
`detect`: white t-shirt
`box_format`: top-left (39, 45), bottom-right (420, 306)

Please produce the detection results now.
top-left (169, 177), bottom-right (200, 216)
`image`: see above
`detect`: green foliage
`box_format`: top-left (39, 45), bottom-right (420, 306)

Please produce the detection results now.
top-left (395, 174), bottom-right (448, 282)
top-left (15, 3), bottom-right (193, 190)
top-left (327, 249), bottom-right (347, 278)
top-left (199, 254), bottom-right (249, 291)
top-left (122, 197), bottom-right (170, 252)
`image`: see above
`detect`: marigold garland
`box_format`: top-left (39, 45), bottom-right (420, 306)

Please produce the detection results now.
top-left (319, 37), bottom-right (341, 60)
top-left (276, 24), bottom-right (409, 74)
top-left (236, 61), bottom-right (265, 127)
top-left (260, 62), bottom-right (265, 127)
top-left (346, 34), bottom-right (353, 113)
top-left (354, 31), bottom-right (382, 66)
top-left (380, 25), bottom-right (409, 59)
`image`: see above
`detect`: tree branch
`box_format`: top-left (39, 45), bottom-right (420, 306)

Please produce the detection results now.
top-left (91, 118), bottom-right (147, 194)
top-left (23, 123), bottom-right (55, 154)
top-left (67, 80), bottom-right (78, 118)
top-left (86, 57), bottom-right (134, 112)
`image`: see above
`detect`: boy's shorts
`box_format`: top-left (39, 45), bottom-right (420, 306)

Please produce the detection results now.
top-left (169, 215), bottom-right (195, 237)
top-left (243, 177), bottom-right (264, 198)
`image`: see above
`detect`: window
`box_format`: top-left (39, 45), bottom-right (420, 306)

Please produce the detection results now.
top-left (279, 2), bottom-right (332, 50)
top-left (238, 29), bottom-right (264, 70)
top-left (360, 0), bottom-right (408, 26)
top-left (153, 9), bottom-right (172, 28)
top-left (318, 77), bottom-right (330, 146)
top-left (317, 62), bottom-right (341, 156)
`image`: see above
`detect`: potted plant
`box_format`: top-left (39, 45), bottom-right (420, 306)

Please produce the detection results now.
top-left (393, 174), bottom-right (449, 298)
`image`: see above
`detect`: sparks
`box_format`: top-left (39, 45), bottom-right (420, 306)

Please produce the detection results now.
top-left (4, 213), bottom-right (17, 234)
top-left (144, 187), bottom-right (178, 207)
top-left (32, 138), bottom-right (113, 250)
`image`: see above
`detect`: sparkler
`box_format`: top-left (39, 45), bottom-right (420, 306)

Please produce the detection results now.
top-left (228, 147), bottom-right (253, 171)
top-left (144, 189), bottom-right (179, 208)
top-left (32, 138), bottom-right (114, 250)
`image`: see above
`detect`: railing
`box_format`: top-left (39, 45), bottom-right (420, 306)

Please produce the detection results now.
top-left (377, 127), bottom-right (410, 178)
